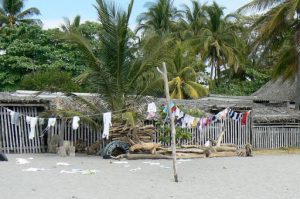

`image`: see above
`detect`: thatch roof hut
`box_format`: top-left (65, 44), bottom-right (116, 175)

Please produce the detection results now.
top-left (252, 77), bottom-right (296, 102)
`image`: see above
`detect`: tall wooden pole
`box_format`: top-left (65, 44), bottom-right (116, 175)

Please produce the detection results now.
top-left (157, 62), bottom-right (178, 183)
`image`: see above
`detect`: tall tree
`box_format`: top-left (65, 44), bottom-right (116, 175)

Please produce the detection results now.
top-left (168, 41), bottom-right (208, 99)
top-left (61, 15), bottom-right (81, 33)
top-left (239, 0), bottom-right (300, 109)
top-left (136, 0), bottom-right (181, 35)
top-left (194, 2), bottom-right (243, 84)
top-left (182, 0), bottom-right (205, 36)
top-left (63, 0), bottom-right (156, 111)
top-left (0, 0), bottom-right (41, 28)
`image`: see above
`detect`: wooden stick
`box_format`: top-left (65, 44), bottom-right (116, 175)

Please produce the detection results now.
top-left (157, 62), bottom-right (179, 183)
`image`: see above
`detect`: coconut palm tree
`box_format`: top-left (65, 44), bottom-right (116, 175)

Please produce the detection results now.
top-left (168, 41), bottom-right (208, 99)
top-left (0, 0), bottom-right (41, 28)
top-left (63, 0), bottom-right (159, 112)
top-left (136, 0), bottom-right (182, 35)
top-left (238, 0), bottom-right (300, 109)
top-left (61, 15), bottom-right (81, 33)
top-left (194, 2), bottom-right (243, 84)
top-left (181, 0), bottom-right (205, 36)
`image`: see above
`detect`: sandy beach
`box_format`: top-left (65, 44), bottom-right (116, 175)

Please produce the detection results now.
top-left (1, 153), bottom-right (300, 199)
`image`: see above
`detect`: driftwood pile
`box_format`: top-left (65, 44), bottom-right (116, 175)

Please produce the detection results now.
top-left (110, 124), bottom-right (156, 144)
top-left (114, 143), bottom-right (252, 160)
top-left (114, 130), bottom-right (252, 160)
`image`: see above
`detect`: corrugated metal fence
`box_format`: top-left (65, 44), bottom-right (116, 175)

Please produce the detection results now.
top-left (1, 106), bottom-right (300, 154)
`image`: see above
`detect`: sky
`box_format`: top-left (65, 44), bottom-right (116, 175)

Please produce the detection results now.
top-left (25, 0), bottom-right (252, 29)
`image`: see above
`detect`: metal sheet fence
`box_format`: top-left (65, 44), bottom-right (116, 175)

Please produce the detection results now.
top-left (1, 106), bottom-right (300, 153)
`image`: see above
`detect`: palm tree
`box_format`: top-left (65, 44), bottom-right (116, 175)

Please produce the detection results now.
top-left (182, 0), bottom-right (205, 36)
top-left (136, 0), bottom-right (182, 35)
top-left (0, 0), bottom-right (41, 28)
top-left (63, 0), bottom-right (157, 112)
top-left (61, 15), bottom-right (81, 33)
top-left (238, 0), bottom-right (300, 109)
top-left (168, 41), bottom-right (208, 99)
top-left (194, 2), bottom-right (243, 84)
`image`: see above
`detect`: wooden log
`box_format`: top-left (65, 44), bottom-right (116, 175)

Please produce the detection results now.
top-left (181, 145), bottom-right (202, 149)
top-left (215, 146), bottom-right (237, 152)
top-left (129, 142), bottom-right (161, 154)
top-left (163, 148), bottom-right (204, 154)
top-left (115, 154), bottom-right (172, 160)
top-left (220, 144), bottom-right (237, 148)
top-left (209, 152), bottom-right (237, 158)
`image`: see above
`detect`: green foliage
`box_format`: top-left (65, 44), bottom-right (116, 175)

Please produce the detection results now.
top-left (211, 68), bottom-right (270, 96)
top-left (157, 124), bottom-right (192, 145)
top-left (20, 69), bottom-right (80, 92)
top-left (0, 24), bottom-right (87, 91)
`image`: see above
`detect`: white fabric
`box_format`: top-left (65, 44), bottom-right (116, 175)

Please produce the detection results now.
top-left (147, 102), bottom-right (157, 113)
top-left (47, 118), bottom-right (56, 128)
top-left (175, 108), bottom-right (184, 118)
top-left (38, 118), bottom-right (45, 125)
top-left (26, 117), bottom-right (38, 140)
top-left (10, 111), bottom-right (20, 125)
top-left (72, 116), bottom-right (80, 130)
top-left (182, 115), bottom-right (195, 128)
top-left (102, 112), bottom-right (112, 139)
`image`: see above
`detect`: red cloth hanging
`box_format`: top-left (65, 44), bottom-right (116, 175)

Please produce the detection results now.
top-left (241, 111), bottom-right (250, 125)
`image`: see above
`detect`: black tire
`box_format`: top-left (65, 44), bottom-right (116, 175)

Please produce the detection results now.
top-left (0, 152), bottom-right (8, 161)
top-left (101, 141), bottom-right (130, 159)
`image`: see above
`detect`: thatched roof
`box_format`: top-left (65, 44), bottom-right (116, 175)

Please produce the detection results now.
top-left (1, 91), bottom-right (300, 124)
top-left (252, 77), bottom-right (296, 102)
top-left (252, 104), bottom-right (300, 123)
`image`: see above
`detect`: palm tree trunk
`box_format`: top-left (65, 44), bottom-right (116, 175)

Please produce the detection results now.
top-left (295, 55), bottom-right (300, 110)
top-left (294, 27), bottom-right (300, 110)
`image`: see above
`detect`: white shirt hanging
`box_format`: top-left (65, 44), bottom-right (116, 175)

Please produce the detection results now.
top-left (47, 118), bottom-right (56, 128)
top-left (147, 102), bottom-right (157, 113)
top-left (26, 117), bottom-right (38, 140)
top-left (102, 112), bottom-right (112, 139)
top-left (72, 116), bottom-right (80, 130)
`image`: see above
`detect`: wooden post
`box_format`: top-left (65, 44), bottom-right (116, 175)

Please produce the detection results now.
top-left (157, 62), bottom-right (179, 183)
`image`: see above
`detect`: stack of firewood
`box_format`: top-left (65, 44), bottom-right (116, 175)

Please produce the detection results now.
top-left (109, 124), bottom-right (156, 144)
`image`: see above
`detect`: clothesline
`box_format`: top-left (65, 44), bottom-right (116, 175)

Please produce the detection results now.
top-left (0, 103), bottom-right (149, 120)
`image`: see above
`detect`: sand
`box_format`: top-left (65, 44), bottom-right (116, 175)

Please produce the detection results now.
top-left (1, 153), bottom-right (300, 199)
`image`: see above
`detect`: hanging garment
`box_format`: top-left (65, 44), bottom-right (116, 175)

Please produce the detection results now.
top-left (192, 118), bottom-right (199, 128)
top-left (220, 108), bottom-right (229, 120)
top-left (229, 110), bottom-right (235, 118)
top-left (147, 102), bottom-right (157, 113)
top-left (201, 118), bottom-right (208, 129)
top-left (72, 116), bottom-right (80, 130)
top-left (198, 118), bottom-right (203, 130)
top-left (163, 101), bottom-right (175, 113)
top-left (182, 114), bottom-right (194, 128)
top-left (10, 111), bottom-right (20, 125)
top-left (212, 115), bottom-right (217, 122)
top-left (233, 112), bottom-right (239, 120)
top-left (146, 102), bottom-right (157, 120)
top-left (102, 112), bottom-right (112, 139)
top-left (26, 117), bottom-right (38, 140)
top-left (175, 108), bottom-right (184, 118)
top-left (241, 111), bottom-right (250, 126)
top-left (47, 118), bottom-right (57, 128)
top-left (38, 118), bottom-right (45, 125)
